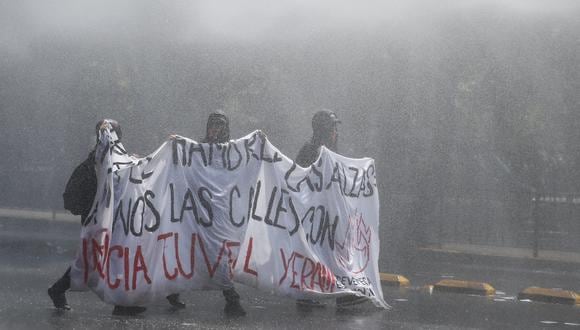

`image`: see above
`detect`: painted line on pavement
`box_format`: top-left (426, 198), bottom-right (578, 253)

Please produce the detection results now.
top-left (0, 208), bottom-right (78, 223)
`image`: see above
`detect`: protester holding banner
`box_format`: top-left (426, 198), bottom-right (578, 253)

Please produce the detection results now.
top-left (47, 119), bottom-right (148, 315)
top-left (201, 110), bottom-right (247, 317)
top-left (295, 109), bottom-right (367, 308)
top-left (48, 119), bottom-right (183, 316)
top-left (167, 110), bottom-right (246, 316)
top-left (294, 109), bottom-right (340, 308)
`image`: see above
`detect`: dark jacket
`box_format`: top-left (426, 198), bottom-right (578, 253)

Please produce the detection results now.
top-left (295, 142), bottom-right (321, 167)
top-left (62, 150), bottom-right (97, 221)
top-left (295, 109), bottom-right (340, 167)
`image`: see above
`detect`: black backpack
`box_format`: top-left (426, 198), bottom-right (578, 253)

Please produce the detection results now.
top-left (63, 152), bottom-right (97, 218)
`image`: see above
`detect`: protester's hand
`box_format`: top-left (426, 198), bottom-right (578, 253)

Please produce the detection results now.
top-left (169, 134), bottom-right (178, 140)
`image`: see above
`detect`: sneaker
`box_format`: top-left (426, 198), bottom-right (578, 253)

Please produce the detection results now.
top-left (166, 294), bottom-right (186, 309)
top-left (48, 287), bottom-right (71, 310)
top-left (224, 301), bottom-right (246, 317)
top-left (336, 295), bottom-right (368, 307)
top-left (296, 299), bottom-right (325, 308)
top-left (112, 305), bottom-right (147, 316)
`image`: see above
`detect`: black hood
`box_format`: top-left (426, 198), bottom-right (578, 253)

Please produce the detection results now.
top-left (203, 110), bottom-right (230, 143)
top-left (311, 109), bottom-right (340, 151)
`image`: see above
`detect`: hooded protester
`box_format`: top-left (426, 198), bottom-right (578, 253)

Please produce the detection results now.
top-left (295, 110), bottom-right (367, 308)
top-left (202, 110), bottom-right (230, 143)
top-left (48, 119), bottom-right (183, 316)
top-left (294, 110), bottom-right (340, 308)
top-left (165, 111), bottom-right (245, 316)
top-left (295, 109), bottom-right (340, 167)
top-left (193, 111), bottom-right (246, 316)
top-left (206, 111), bottom-right (246, 316)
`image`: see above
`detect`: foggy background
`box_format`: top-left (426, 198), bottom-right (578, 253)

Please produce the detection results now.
top-left (1, 0), bottom-right (580, 269)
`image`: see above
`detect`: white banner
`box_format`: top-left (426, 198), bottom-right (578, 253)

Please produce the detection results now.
top-left (70, 127), bottom-right (388, 308)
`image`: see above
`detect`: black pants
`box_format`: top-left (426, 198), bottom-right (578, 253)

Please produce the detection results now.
top-left (51, 267), bottom-right (71, 293)
top-left (222, 287), bottom-right (240, 303)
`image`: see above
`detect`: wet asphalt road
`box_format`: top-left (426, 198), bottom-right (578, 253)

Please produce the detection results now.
top-left (1, 217), bottom-right (580, 329)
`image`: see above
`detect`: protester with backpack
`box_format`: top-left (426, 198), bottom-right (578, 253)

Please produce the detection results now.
top-left (48, 119), bottom-right (156, 316)
top-left (49, 119), bottom-right (186, 315)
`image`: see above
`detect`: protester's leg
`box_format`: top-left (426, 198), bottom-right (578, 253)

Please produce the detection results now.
top-left (166, 293), bottom-right (186, 309)
top-left (48, 267), bottom-right (72, 310)
top-left (223, 287), bottom-right (246, 317)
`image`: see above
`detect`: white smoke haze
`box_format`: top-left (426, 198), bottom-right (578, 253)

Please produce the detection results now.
top-left (2, 0), bottom-right (579, 46)
top-left (1, 0), bottom-right (580, 265)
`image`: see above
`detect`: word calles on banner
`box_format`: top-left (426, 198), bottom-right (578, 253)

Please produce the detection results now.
top-left (69, 130), bottom-right (388, 309)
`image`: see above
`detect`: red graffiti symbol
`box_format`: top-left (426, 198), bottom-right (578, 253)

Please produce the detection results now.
top-left (335, 212), bottom-right (371, 274)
